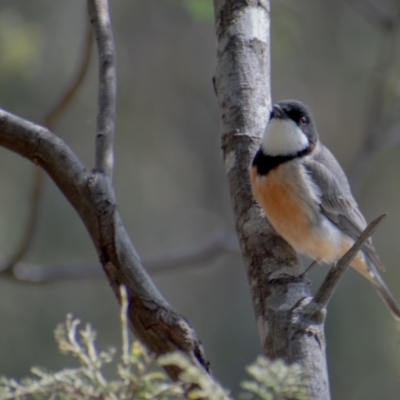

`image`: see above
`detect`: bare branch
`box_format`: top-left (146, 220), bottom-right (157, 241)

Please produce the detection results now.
top-left (0, 233), bottom-right (240, 282)
top-left (88, 0), bottom-right (116, 180)
top-left (348, 3), bottom-right (400, 192)
top-left (144, 233), bottom-right (239, 273)
top-left (345, 0), bottom-right (394, 30)
top-left (0, 111), bottom-right (91, 209)
top-left (2, 15), bottom-right (94, 274)
top-left (313, 214), bottom-right (386, 307)
top-left (2, 167), bottom-right (44, 274)
top-left (0, 99), bottom-right (208, 383)
top-left (0, 0), bottom-right (210, 381)
top-left (44, 16), bottom-right (94, 131)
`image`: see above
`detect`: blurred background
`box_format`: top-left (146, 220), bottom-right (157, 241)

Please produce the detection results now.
top-left (1, 0), bottom-right (400, 398)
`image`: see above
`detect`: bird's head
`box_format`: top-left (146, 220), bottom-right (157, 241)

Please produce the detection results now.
top-left (261, 100), bottom-right (318, 157)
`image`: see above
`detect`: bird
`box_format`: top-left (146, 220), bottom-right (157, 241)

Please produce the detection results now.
top-left (249, 99), bottom-right (400, 320)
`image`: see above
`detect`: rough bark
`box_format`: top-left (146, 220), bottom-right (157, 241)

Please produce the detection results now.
top-left (213, 1), bottom-right (330, 398)
top-left (0, 108), bottom-right (208, 380)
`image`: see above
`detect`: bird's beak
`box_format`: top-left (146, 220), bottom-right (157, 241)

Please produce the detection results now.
top-left (272, 104), bottom-right (287, 119)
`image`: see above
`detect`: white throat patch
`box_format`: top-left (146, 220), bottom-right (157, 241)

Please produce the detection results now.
top-left (261, 118), bottom-right (309, 156)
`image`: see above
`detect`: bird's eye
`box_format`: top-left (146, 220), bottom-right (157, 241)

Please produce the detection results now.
top-left (300, 116), bottom-right (308, 125)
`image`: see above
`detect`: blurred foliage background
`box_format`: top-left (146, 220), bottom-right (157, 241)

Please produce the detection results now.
top-left (1, 0), bottom-right (400, 399)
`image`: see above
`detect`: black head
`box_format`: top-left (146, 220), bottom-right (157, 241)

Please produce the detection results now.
top-left (269, 100), bottom-right (319, 151)
top-left (252, 100), bottom-right (320, 174)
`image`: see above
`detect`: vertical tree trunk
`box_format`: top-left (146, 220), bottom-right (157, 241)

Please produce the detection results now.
top-left (212, 1), bottom-right (330, 398)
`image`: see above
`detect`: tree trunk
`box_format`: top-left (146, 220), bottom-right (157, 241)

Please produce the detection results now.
top-left (212, 1), bottom-right (330, 398)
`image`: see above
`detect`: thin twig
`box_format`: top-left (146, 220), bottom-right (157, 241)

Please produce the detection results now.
top-left (89, 0), bottom-right (117, 180)
top-left (2, 167), bottom-right (44, 272)
top-left (0, 233), bottom-right (240, 282)
top-left (1, 16), bottom-right (94, 274)
top-left (313, 214), bottom-right (386, 307)
top-left (143, 233), bottom-right (239, 272)
top-left (120, 285), bottom-right (130, 366)
top-left (44, 17), bottom-right (94, 131)
top-left (345, 0), bottom-right (394, 30)
top-left (348, 2), bottom-right (400, 193)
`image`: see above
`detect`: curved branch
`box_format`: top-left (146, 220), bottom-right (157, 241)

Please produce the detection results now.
top-left (2, 167), bottom-right (44, 273)
top-left (348, 3), bottom-right (400, 193)
top-left (346, 0), bottom-right (394, 30)
top-left (0, 88), bottom-right (208, 385)
top-left (0, 0), bottom-right (209, 382)
top-left (1, 232), bottom-right (240, 282)
top-left (44, 17), bottom-right (94, 131)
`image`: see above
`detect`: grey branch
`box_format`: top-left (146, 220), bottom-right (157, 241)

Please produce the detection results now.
top-left (313, 214), bottom-right (386, 307)
top-left (2, 167), bottom-right (44, 274)
top-left (346, 0), bottom-right (394, 30)
top-left (213, 1), bottom-right (329, 398)
top-left (44, 15), bottom-right (94, 131)
top-left (347, 2), bottom-right (400, 193)
top-left (89, 0), bottom-right (116, 180)
top-left (0, 0), bottom-right (209, 382)
top-left (0, 233), bottom-right (240, 282)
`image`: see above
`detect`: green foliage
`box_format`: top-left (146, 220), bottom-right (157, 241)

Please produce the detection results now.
top-left (159, 352), bottom-right (230, 400)
top-left (0, 315), bottom-right (183, 400)
top-left (241, 357), bottom-right (309, 400)
top-left (0, 8), bottom-right (43, 79)
top-left (184, 0), bottom-right (213, 21)
top-left (0, 287), bottom-right (309, 400)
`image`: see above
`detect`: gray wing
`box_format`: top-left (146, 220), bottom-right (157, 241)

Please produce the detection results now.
top-left (303, 144), bottom-right (384, 270)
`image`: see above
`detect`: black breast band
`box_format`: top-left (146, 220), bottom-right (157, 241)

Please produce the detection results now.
top-left (252, 147), bottom-right (311, 176)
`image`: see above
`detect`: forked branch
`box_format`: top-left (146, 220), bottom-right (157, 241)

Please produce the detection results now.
top-left (0, 0), bottom-right (209, 382)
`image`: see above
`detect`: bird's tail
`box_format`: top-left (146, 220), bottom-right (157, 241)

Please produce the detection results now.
top-left (370, 271), bottom-right (400, 321)
top-left (355, 253), bottom-right (400, 321)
